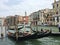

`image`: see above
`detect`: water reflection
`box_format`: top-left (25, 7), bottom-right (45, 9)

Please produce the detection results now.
top-left (0, 36), bottom-right (60, 45)
top-left (8, 36), bottom-right (60, 45)
top-left (15, 39), bottom-right (41, 45)
top-left (37, 37), bottom-right (60, 45)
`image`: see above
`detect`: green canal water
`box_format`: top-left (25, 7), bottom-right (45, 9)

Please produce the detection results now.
top-left (0, 36), bottom-right (60, 45)
top-left (0, 26), bottom-right (60, 45)
top-left (32, 26), bottom-right (59, 32)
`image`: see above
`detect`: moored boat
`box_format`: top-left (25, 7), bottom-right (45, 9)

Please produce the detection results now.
top-left (9, 24), bottom-right (24, 30)
top-left (7, 29), bottom-right (51, 41)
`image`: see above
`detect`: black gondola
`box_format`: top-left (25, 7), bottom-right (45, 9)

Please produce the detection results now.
top-left (7, 21), bottom-right (51, 41)
top-left (7, 30), bottom-right (51, 41)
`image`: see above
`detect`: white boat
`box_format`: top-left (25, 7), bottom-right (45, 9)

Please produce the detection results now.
top-left (9, 24), bottom-right (24, 30)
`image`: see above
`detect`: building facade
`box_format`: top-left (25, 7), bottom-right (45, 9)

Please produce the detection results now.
top-left (6, 15), bottom-right (19, 29)
top-left (22, 16), bottom-right (29, 24)
top-left (52, 0), bottom-right (60, 25)
top-left (29, 8), bottom-right (54, 26)
top-left (0, 18), bottom-right (5, 26)
top-left (29, 10), bottom-right (43, 25)
top-left (6, 15), bottom-right (29, 27)
top-left (42, 9), bottom-right (54, 25)
top-left (17, 16), bottom-right (23, 24)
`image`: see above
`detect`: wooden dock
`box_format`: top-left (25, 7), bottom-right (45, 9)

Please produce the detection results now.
top-left (51, 32), bottom-right (60, 36)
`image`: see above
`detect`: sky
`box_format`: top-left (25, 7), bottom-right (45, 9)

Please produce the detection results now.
top-left (0, 0), bottom-right (58, 17)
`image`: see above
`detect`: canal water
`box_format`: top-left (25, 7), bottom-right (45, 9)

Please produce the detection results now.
top-left (0, 26), bottom-right (60, 45)
top-left (32, 26), bottom-right (59, 32)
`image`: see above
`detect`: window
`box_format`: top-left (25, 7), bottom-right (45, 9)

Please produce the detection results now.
top-left (50, 19), bottom-right (52, 21)
top-left (57, 4), bottom-right (58, 7)
top-left (47, 19), bottom-right (49, 21)
top-left (57, 17), bottom-right (59, 22)
top-left (56, 11), bottom-right (58, 14)
top-left (53, 5), bottom-right (54, 8)
top-left (47, 14), bottom-right (49, 18)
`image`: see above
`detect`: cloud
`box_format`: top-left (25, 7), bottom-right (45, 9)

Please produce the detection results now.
top-left (4, 0), bottom-right (23, 6)
top-left (0, 0), bottom-right (54, 17)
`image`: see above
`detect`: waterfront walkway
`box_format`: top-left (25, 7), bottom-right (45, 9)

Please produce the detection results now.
top-left (51, 32), bottom-right (60, 36)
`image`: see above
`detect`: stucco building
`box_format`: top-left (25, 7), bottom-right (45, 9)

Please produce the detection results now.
top-left (42, 9), bottom-right (54, 25)
top-left (0, 18), bottom-right (5, 26)
top-left (29, 10), bottom-right (43, 25)
top-left (29, 8), bottom-right (54, 25)
top-left (52, 0), bottom-right (60, 25)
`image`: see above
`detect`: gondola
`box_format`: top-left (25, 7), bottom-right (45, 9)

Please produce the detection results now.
top-left (7, 23), bottom-right (51, 41)
top-left (7, 30), bottom-right (51, 41)
top-left (7, 22), bottom-right (51, 41)
top-left (9, 26), bottom-right (23, 30)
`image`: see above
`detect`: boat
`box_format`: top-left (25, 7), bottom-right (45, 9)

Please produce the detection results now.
top-left (7, 23), bottom-right (51, 41)
top-left (7, 28), bottom-right (51, 41)
top-left (25, 24), bottom-right (31, 28)
top-left (9, 24), bottom-right (24, 30)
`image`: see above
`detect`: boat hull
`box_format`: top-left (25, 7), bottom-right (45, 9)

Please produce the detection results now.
top-left (7, 31), bottom-right (51, 41)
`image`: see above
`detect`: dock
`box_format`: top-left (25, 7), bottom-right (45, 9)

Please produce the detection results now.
top-left (51, 32), bottom-right (60, 36)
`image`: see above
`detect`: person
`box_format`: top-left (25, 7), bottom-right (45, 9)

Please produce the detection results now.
top-left (58, 23), bottom-right (60, 32)
top-left (1, 33), bottom-right (4, 39)
top-left (40, 28), bottom-right (44, 33)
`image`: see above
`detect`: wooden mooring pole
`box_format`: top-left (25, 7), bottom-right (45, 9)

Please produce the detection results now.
top-left (1, 24), bottom-right (3, 38)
